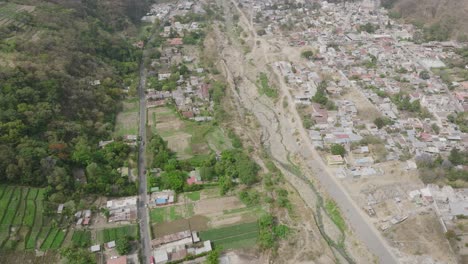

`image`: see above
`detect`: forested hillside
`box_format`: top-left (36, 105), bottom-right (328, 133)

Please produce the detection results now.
top-left (382, 0), bottom-right (468, 41)
top-left (0, 0), bottom-right (150, 201)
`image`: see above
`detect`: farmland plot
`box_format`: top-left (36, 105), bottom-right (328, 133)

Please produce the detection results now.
top-left (199, 222), bottom-right (258, 250)
top-left (72, 230), bottom-right (91, 247)
top-left (97, 225), bottom-right (138, 244)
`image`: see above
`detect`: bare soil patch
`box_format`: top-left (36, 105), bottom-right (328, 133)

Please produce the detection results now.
top-left (194, 196), bottom-right (245, 216)
top-left (165, 133), bottom-right (192, 159)
top-left (152, 215), bottom-right (209, 238)
top-left (386, 213), bottom-right (456, 263)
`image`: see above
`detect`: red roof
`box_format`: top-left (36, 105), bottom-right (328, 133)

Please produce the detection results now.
top-left (199, 84), bottom-right (210, 99)
top-left (186, 175), bottom-right (202, 185)
top-left (168, 38), bottom-right (183, 45)
top-left (419, 132), bottom-right (432, 142)
top-left (107, 256), bottom-right (127, 264)
top-left (335, 134), bottom-right (350, 139)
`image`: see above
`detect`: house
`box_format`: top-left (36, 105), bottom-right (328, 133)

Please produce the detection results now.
top-left (106, 241), bottom-right (116, 249)
top-left (327, 155), bottom-right (345, 165)
top-left (107, 256), bottom-right (127, 264)
top-left (57, 204), bottom-right (64, 214)
top-left (311, 103), bottom-right (328, 125)
top-left (198, 83), bottom-right (210, 100)
top-left (152, 190), bottom-right (175, 206)
top-left (90, 245), bottom-right (101, 253)
top-left (168, 38), bottom-right (183, 46)
top-left (187, 170), bottom-right (202, 185)
top-left (154, 249), bottom-right (169, 264)
top-left (133, 41), bottom-right (144, 49)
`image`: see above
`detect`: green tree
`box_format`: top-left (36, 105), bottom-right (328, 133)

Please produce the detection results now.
top-left (61, 247), bottom-right (96, 264)
top-left (330, 144), bottom-right (346, 156)
top-left (205, 248), bottom-right (220, 264)
top-left (160, 171), bottom-right (186, 192)
top-left (374, 117), bottom-right (393, 129)
top-left (301, 50), bottom-right (314, 59)
top-left (419, 70), bottom-right (430, 80)
top-left (116, 236), bottom-right (132, 255)
top-left (312, 81), bottom-right (329, 105)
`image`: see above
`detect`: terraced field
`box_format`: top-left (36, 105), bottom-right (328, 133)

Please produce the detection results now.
top-left (0, 185), bottom-right (68, 251)
top-left (0, 2), bottom-right (35, 27)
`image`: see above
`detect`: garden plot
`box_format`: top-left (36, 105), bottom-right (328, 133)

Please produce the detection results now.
top-left (150, 188), bottom-right (266, 241)
top-left (149, 106), bottom-right (218, 159)
top-left (114, 98), bottom-right (139, 137)
top-left (96, 225), bottom-right (138, 244)
top-left (199, 222), bottom-right (258, 250)
top-left (0, 185), bottom-right (67, 251)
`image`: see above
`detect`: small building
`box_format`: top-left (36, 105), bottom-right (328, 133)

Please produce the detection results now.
top-left (106, 241), bottom-right (116, 249)
top-left (154, 249), bottom-right (169, 264)
top-left (168, 38), bottom-right (183, 46)
top-left (327, 155), bottom-right (345, 165)
top-left (187, 170), bottom-right (202, 185)
top-left (57, 204), bottom-right (64, 214)
top-left (90, 244), bottom-right (101, 253)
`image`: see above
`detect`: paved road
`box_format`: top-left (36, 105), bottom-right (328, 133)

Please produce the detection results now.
top-left (137, 58), bottom-right (151, 264)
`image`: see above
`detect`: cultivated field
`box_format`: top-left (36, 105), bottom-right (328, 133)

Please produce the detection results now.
top-left (199, 221), bottom-right (258, 250)
top-left (96, 225), bottom-right (138, 244)
top-left (150, 187), bottom-right (266, 241)
top-left (148, 106), bottom-right (230, 159)
top-left (0, 185), bottom-right (68, 251)
top-left (0, 2), bottom-right (35, 27)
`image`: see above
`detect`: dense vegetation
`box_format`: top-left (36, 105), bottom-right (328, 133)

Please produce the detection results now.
top-left (147, 133), bottom-right (260, 195)
top-left (0, 1), bottom-right (148, 201)
top-left (417, 148), bottom-right (468, 184)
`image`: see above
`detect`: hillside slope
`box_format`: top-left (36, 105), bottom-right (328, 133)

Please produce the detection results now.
top-left (0, 0), bottom-right (149, 200)
top-left (383, 0), bottom-right (468, 40)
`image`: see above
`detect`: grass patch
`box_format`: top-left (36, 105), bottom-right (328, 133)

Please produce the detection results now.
top-left (325, 199), bottom-right (346, 232)
top-left (207, 127), bottom-right (232, 152)
top-left (257, 72), bottom-right (278, 98)
top-left (97, 225), bottom-right (138, 244)
top-left (113, 98), bottom-right (139, 137)
top-left (150, 205), bottom-right (192, 223)
top-left (169, 206), bottom-right (182, 221)
top-left (150, 208), bottom-right (165, 223)
top-left (186, 191), bottom-right (200, 201)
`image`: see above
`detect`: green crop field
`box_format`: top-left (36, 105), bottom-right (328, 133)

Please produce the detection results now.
top-left (97, 225), bottom-right (138, 244)
top-left (0, 185), bottom-right (68, 251)
top-left (72, 230), bottom-right (91, 247)
top-left (50, 229), bottom-right (66, 249)
top-left (199, 222), bottom-right (258, 250)
top-left (40, 228), bottom-right (59, 250)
